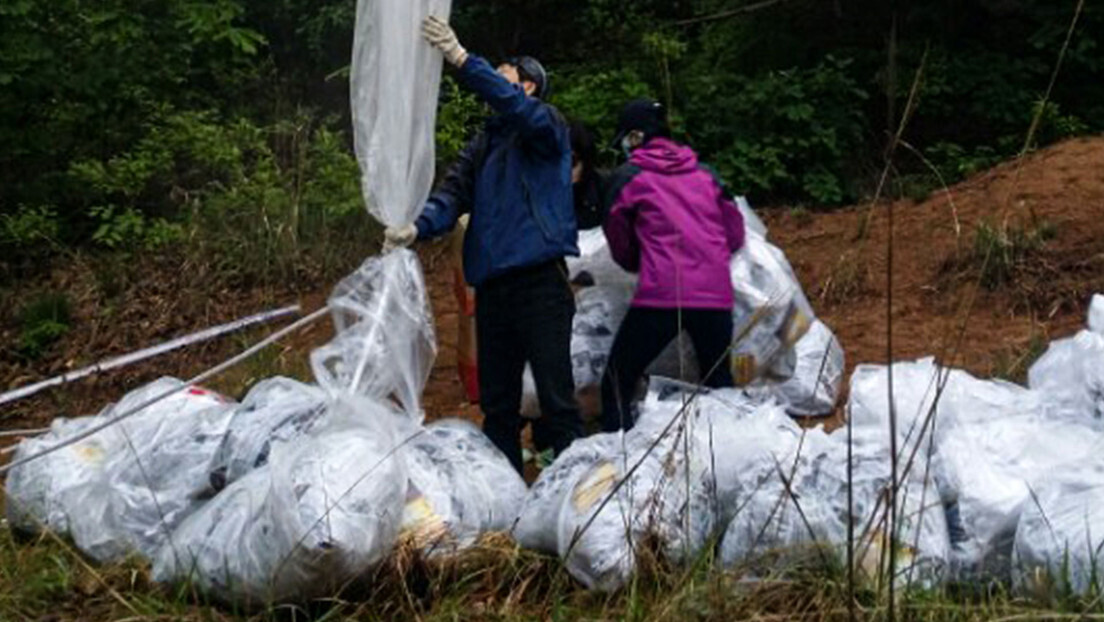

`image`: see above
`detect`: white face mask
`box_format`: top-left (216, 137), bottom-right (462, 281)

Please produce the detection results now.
top-left (621, 135), bottom-right (635, 158)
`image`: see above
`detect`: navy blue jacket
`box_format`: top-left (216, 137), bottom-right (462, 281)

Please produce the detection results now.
top-left (415, 55), bottom-right (579, 287)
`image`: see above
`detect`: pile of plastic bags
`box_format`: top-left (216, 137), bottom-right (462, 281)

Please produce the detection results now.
top-left (530, 200), bottom-right (845, 420)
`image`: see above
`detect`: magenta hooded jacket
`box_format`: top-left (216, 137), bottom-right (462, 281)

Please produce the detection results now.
top-left (603, 137), bottom-right (745, 310)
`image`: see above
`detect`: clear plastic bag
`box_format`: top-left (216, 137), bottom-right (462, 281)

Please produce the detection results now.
top-left (754, 320), bottom-right (845, 417)
top-left (6, 378), bottom-right (236, 563)
top-left (400, 419), bottom-right (527, 556)
top-left (210, 377), bottom-right (330, 491)
top-left (153, 397), bottom-right (409, 605)
top-left (5, 416), bottom-right (101, 536)
top-left (1013, 457), bottom-right (1104, 596)
top-left (729, 230), bottom-right (816, 384)
top-left (934, 410), bottom-right (1099, 581)
top-left (1027, 330), bottom-right (1104, 428)
top-left (1089, 294), bottom-right (1104, 335)
top-left (311, 250), bottom-right (436, 418)
top-left (351, 0), bottom-right (452, 227)
top-left (513, 433), bottom-right (623, 554)
top-left (557, 398), bottom-right (719, 591)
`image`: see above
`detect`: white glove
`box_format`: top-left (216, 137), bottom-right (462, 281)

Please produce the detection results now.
top-left (422, 15), bottom-right (468, 67)
top-left (383, 224), bottom-right (417, 253)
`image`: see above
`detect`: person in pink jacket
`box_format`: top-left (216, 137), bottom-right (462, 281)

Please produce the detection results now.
top-left (601, 98), bottom-right (746, 432)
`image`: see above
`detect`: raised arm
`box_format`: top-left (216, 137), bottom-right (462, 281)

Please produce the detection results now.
top-left (416, 134), bottom-right (483, 240)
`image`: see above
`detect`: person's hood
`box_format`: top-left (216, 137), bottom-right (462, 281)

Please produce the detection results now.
top-left (629, 137), bottom-right (699, 175)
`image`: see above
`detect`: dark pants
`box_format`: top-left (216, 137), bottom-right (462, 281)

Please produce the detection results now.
top-left (476, 260), bottom-right (583, 473)
top-left (601, 307), bottom-right (735, 432)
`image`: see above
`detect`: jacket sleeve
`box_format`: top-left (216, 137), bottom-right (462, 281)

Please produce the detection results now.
top-left (602, 167), bottom-right (643, 273)
top-left (457, 55), bottom-right (564, 153)
top-left (699, 163), bottom-right (746, 254)
top-left (416, 134), bottom-right (481, 240)
top-left (721, 194), bottom-right (746, 254)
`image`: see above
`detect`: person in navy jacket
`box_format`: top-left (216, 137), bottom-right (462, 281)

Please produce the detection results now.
top-left (384, 16), bottom-right (582, 473)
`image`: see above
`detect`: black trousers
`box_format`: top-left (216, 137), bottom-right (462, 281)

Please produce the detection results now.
top-left (601, 307), bottom-right (735, 432)
top-left (476, 260), bottom-right (583, 473)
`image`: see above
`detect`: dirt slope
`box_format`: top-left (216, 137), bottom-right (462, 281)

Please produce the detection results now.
top-left (2, 137), bottom-right (1103, 447)
top-left (765, 136), bottom-right (1104, 383)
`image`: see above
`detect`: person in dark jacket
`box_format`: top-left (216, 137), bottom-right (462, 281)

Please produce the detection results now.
top-left (569, 121), bottom-right (605, 230)
top-left (600, 99), bottom-right (746, 432)
top-left (384, 16), bottom-right (582, 473)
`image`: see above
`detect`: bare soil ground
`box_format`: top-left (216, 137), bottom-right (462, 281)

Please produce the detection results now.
top-left (2, 137), bottom-right (1103, 453)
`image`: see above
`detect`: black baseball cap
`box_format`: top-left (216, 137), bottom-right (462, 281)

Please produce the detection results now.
top-left (506, 56), bottom-right (549, 99)
top-left (611, 98), bottom-right (669, 148)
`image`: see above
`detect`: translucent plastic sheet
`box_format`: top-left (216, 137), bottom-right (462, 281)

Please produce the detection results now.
top-left (513, 433), bottom-right (623, 554)
top-left (311, 250), bottom-right (436, 418)
top-left (153, 398), bottom-right (408, 605)
top-left (713, 415), bottom-right (948, 588)
top-left (5, 378), bottom-right (236, 563)
top-left (1090, 294), bottom-right (1104, 335)
top-left (210, 377), bottom-right (330, 491)
top-left (400, 419), bottom-right (527, 556)
top-left (1013, 456), bottom-right (1104, 596)
top-left (351, 0), bottom-right (452, 227)
top-left (847, 357), bottom-right (1100, 582)
top-left (751, 320), bottom-right (845, 417)
top-left (1027, 329), bottom-right (1104, 428)
top-left (557, 413), bottom-right (717, 592)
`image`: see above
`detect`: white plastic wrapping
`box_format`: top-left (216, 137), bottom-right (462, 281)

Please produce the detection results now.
top-left (513, 433), bottom-right (623, 553)
top-left (400, 419), bottom-right (527, 555)
top-left (311, 251), bottom-right (436, 417)
top-left (5, 378), bottom-right (236, 562)
top-left (729, 230), bottom-right (816, 385)
top-left (752, 320), bottom-right (845, 417)
top-left (5, 416), bottom-right (100, 536)
top-left (351, 0), bottom-right (452, 227)
top-left (153, 398), bottom-right (408, 605)
top-left (1013, 458), bottom-right (1104, 596)
top-left (1027, 330), bottom-right (1104, 428)
top-left (1089, 294), bottom-right (1104, 335)
top-left (557, 415), bottom-right (717, 592)
top-left (718, 430), bottom-right (845, 574)
top-left (211, 377), bottom-right (330, 490)
top-left (934, 410), bottom-right (1099, 580)
top-left (840, 428), bottom-right (951, 588)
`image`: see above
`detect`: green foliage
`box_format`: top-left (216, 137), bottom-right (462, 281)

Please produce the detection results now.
top-left (188, 113), bottom-right (372, 287)
top-left (0, 205), bottom-right (59, 249)
top-left (436, 76), bottom-right (486, 167)
top-left (17, 292), bottom-right (72, 360)
top-left (0, 0), bottom-right (266, 218)
top-left (551, 69), bottom-right (654, 149)
top-left (685, 57), bottom-right (868, 205)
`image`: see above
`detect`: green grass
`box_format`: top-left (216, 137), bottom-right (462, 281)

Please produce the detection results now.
top-left (973, 219), bottom-right (1056, 291)
top-left (16, 291), bottom-right (72, 360)
top-left (4, 523), bottom-right (1104, 622)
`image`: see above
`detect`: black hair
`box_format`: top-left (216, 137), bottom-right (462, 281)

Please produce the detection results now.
top-left (569, 120), bottom-right (598, 171)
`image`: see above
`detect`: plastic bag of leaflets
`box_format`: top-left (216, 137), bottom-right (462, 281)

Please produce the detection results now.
top-left (1026, 294), bottom-right (1104, 428)
top-left (1012, 452), bottom-right (1104, 597)
top-left (535, 197), bottom-right (844, 420)
top-left (713, 396), bottom-right (949, 588)
top-left (5, 379), bottom-right (236, 563)
top-left (846, 356), bottom-right (1101, 583)
top-left (514, 387), bottom-right (726, 591)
